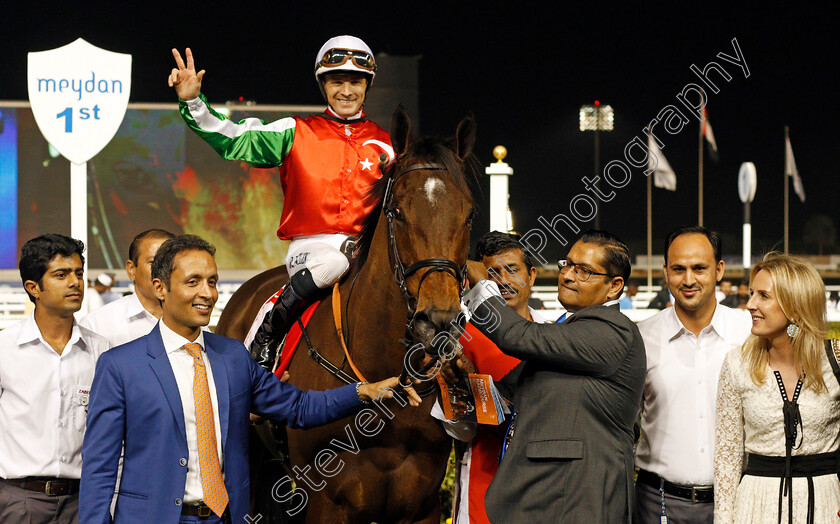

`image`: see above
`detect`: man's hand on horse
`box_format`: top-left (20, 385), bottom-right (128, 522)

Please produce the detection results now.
top-left (462, 279), bottom-right (502, 321)
top-left (439, 349), bottom-right (477, 386)
top-left (169, 47), bottom-right (205, 100)
top-left (465, 260), bottom-right (487, 288)
top-left (359, 377), bottom-right (422, 407)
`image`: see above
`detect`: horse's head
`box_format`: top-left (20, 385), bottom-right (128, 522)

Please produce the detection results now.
top-left (376, 106), bottom-right (476, 349)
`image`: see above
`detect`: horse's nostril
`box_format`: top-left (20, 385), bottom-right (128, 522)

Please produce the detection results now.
top-left (413, 311), bottom-right (431, 327)
top-left (413, 309), bottom-right (461, 336)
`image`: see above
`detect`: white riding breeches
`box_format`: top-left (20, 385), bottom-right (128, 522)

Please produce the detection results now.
top-left (285, 233), bottom-right (351, 288)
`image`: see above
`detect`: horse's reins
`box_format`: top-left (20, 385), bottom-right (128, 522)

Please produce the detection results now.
top-left (309, 159), bottom-right (467, 397)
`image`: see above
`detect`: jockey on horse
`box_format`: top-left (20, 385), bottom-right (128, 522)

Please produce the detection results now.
top-left (169, 36), bottom-right (393, 371)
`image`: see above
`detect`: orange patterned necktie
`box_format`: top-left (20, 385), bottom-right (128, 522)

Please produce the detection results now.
top-left (184, 342), bottom-right (229, 517)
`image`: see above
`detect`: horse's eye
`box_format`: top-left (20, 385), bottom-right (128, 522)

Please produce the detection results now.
top-left (392, 207), bottom-right (405, 221)
top-left (466, 209), bottom-right (476, 227)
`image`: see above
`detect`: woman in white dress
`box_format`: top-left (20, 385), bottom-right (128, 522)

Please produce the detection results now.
top-left (715, 253), bottom-right (840, 523)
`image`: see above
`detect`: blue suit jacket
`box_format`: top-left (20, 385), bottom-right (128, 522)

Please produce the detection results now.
top-left (79, 325), bottom-right (360, 524)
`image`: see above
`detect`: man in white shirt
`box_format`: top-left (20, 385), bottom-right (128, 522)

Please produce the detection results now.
top-left (716, 279), bottom-right (732, 303)
top-left (634, 226), bottom-right (751, 523)
top-left (0, 234), bottom-right (110, 524)
top-left (84, 274), bottom-right (112, 313)
top-left (81, 229), bottom-right (174, 346)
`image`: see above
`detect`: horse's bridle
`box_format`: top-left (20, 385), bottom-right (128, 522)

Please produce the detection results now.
top-left (382, 162), bottom-right (468, 314)
top-left (381, 161), bottom-right (469, 392)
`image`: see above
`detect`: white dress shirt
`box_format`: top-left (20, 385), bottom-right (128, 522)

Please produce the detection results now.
top-left (0, 313), bottom-right (111, 479)
top-left (80, 292), bottom-right (159, 347)
top-left (635, 303), bottom-right (752, 485)
top-left (158, 321), bottom-right (224, 505)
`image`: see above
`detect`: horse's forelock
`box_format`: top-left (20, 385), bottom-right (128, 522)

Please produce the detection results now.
top-left (354, 136), bottom-right (477, 271)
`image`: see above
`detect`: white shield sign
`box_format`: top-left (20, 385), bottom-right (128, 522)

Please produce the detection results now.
top-left (27, 38), bottom-right (131, 165)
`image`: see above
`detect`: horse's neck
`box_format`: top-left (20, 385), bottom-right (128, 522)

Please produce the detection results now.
top-left (343, 221), bottom-right (408, 371)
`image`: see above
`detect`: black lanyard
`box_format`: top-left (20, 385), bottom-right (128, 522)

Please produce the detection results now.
top-left (773, 370), bottom-right (804, 524)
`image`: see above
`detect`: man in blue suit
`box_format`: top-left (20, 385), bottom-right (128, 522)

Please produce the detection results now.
top-left (80, 234), bottom-right (418, 524)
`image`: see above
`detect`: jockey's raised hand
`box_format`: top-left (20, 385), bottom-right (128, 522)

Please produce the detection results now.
top-left (168, 47), bottom-right (205, 100)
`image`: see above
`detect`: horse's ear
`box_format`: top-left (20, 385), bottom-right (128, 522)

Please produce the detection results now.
top-left (390, 104), bottom-right (412, 156)
top-left (455, 113), bottom-right (476, 161)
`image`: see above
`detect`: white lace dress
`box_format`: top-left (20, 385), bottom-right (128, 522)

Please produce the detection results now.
top-left (714, 348), bottom-right (840, 523)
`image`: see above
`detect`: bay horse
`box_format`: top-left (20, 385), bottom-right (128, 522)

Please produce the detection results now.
top-left (216, 106), bottom-right (476, 523)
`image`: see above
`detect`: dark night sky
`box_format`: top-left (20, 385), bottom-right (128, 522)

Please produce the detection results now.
top-left (2, 2), bottom-right (837, 262)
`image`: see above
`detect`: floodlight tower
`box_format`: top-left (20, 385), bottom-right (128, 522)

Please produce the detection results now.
top-left (579, 101), bottom-right (614, 229)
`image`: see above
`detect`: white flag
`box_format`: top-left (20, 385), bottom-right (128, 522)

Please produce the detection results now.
top-left (648, 134), bottom-right (676, 191)
top-left (785, 134), bottom-right (805, 202)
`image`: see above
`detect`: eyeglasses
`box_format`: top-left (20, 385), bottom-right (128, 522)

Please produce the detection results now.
top-left (557, 259), bottom-right (614, 282)
top-left (316, 48), bottom-right (377, 72)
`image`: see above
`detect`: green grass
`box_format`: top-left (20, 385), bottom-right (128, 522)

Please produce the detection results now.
top-left (829, 322), bottom-right (840, 339)
top-left (439, 447), bottom-right (457, 524)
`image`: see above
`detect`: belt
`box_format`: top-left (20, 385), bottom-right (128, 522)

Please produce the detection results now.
top-left (181, 502), bottom-right (224, 519)
top-left (636, 469), bottom-right (714, 503)
top-left (1, 477), bottom-right (80, 496)
top-left (744, 452), bottom-right (839, 524)
top-left (744, 451), bottom-right (838, 478)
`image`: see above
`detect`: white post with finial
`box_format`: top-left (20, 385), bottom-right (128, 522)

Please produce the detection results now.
top-left (486, 145), bottom-right (514, 232)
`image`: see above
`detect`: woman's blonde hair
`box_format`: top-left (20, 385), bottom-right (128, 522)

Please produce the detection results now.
top-left (742, 252), bottom-right (827, 391)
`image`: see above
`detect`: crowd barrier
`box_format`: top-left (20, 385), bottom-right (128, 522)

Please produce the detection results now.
top-left (3, 283), bottom-right (840, 330)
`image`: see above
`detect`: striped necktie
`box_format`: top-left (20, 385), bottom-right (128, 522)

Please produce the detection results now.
top-left (183, 342), bottom-right (229, 517)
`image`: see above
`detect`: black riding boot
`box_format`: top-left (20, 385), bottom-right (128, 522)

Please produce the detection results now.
top-left (249, 269), bottom-right (324, 371)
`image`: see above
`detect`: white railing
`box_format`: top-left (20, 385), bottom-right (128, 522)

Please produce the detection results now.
top-left (3, 283), bottom-right (840, 330)
top-left (0, 283), bottom-right (242, 330)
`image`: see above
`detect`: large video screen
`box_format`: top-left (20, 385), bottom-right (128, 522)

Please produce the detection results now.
top-left (1, 103), bottom-right (321, 270)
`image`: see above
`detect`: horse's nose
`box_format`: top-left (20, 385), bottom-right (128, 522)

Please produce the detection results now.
top-left (413, 307), bottom-right (463, 348)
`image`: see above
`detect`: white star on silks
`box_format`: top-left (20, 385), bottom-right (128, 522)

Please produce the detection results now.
top-left (359, 157), bottom-right (373, 171)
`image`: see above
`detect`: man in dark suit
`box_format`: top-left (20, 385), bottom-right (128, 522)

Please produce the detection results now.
top-left (464, 230), bottom-right (646, 523)
top-left (79, 235), bottom-right (417, 524)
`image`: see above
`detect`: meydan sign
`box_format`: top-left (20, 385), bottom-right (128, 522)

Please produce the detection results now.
top-left (26, 38), bottom-right (131, 313)
top-left (28, 38), bottom-right (131, 165)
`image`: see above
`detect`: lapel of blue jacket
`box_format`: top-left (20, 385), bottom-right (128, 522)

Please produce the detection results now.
top-left (146, 324), bottom-right (187, 445)
top-left (203, 335), bottom-right (231, 449)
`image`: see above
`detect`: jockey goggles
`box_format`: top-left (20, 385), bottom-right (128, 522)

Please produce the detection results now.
top-left (316, 48), bottom-right (377, 73)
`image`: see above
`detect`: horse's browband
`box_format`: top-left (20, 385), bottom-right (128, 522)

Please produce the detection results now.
top-left (394, 162), bottom-right (447, 178)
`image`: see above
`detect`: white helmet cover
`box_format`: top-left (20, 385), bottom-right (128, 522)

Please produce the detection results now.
top-left (314, 35), bottom-right (376, 87)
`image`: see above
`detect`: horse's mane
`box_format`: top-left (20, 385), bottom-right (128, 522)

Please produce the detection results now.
top-left (353, 136), bottom-right (479, 270)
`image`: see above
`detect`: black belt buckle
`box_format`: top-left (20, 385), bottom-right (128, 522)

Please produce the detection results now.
top-left (685, 485), bottom-right (713, 504)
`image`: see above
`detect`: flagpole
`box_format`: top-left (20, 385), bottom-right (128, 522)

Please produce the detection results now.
top-left (698, 92), bottom-right (705, 226)
top-left (784, 126), bottom-right (789, 254)
top-left (647, 166), bottom-right (653, 289)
